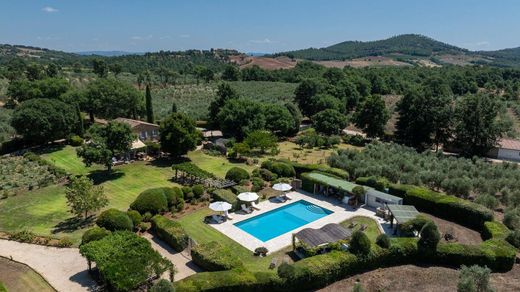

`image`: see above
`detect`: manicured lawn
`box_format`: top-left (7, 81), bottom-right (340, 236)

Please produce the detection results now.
top-left (177, 208), bottom-right (291, 273)
top-left (186, 150), bottom-right (257, 178)
top-left (0, 256), bottom-right (55, 292)
top-left (340, 216), bottom-right (381, 242)
top-left (40, 145), bottom-right (100, 175)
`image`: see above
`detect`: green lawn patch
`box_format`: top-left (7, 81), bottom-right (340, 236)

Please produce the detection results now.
top-left (177, 208), bottom-right (289, 273)
top-left (340, 216), bottom-right (381, 242)
top-left (0, 256), bottom-right (55, 292)
top-left (186, 150), bottom-right (256, 178)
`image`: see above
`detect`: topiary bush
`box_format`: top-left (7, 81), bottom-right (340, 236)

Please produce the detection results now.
top-left (191, 241), bottom-right (244, 271)
top-left (376, 234), bottom-right (391, 248)
top-left (262, 160), bottom-right (296, 178)
top-left (150, 279), bottom-right (175, 292)
top-left (251, 177), bottom-right (264, 192)
top-left (96, 209), bottom-right (133, 231)
top-left (349, 230), bottom-right (371, 256)
top-left (225, 167), bottom-right (250, 183)
top-left (81, 227), bottom-right (111, 246)
top-left (127, 210), bottom-right (143, 226)
top-left (211, 189), bottom-right (238, 210)
top-left (418, 221), bottom-right (440, 251)
top-left (192, 184), bottom-right (204, 199)
top-left (151, 215), bottom-right (189, 252)
top-left (182, 186), bottom-right (194, 201)
top-left (130, 188), bottom-right (169, 215)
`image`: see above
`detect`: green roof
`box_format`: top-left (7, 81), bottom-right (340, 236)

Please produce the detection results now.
top-left (306, 172), bottom-right (358, 192)
top-left (387, 205), bottom-right (420, 224)
top-left (366, 189), bottom-right (403, 204)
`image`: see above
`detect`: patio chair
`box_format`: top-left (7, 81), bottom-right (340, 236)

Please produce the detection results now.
top-left (251, 201), bottom-right (261, 210)
top-left (224, 210), bottom-right (233, 220)
top-left (241, 204), bottom-right (253, 214)
top-left (212, 214), bottom-right (224, 224)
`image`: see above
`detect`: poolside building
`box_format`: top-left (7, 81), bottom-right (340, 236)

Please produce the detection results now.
top-left (364, 188), bottom-right (403, 208)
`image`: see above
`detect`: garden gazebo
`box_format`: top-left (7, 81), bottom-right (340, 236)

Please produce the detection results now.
top-left (387, 204), bottom-right (420, 235)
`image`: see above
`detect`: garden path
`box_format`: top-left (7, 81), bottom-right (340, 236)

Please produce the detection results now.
top-left (142, 232), bottom-right (203, 281)
top-left (0, 239), bottom-right (95, 292)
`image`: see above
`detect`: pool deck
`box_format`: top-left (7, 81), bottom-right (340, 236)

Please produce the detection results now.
top-left (209, 190), bottom-right (386, 252)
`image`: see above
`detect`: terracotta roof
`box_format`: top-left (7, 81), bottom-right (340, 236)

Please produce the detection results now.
top-left (114, 118), bottom-right (159, 128)
top-left (498, 138), bottom-right (520, 151)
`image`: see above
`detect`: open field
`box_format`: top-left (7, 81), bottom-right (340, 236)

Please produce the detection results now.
top-left (187, 150), bottom-right (257, 178)
top-left (340, 216), bottom-right (381, 242)
top-left (0, 256), bottom-right (55, 292)
top-left (320, 264), bottom-right (520, 292)
top-left (274, 141), bottom-right (362, 164)
top-left (152, 80), bottom-right (297, 121)
top-left (422, 213), bottom-right (482, 245)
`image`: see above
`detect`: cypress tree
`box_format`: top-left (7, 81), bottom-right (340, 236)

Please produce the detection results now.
top-left (145, 84), bottom-right (154, 123)
top-left (76, 104), bottom-right (84, 136)
top-left (171, 101), bottom-right (177, 113)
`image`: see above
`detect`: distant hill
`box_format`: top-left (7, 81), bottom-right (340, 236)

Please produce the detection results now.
top-left (275, 34), bottom-right (466, 60)
top-left (0, 44), bottom-right (84, 65)
top-left (77, 51), bottom-right (145, 57)
top-left (274, 34), bottom-right (520, 67)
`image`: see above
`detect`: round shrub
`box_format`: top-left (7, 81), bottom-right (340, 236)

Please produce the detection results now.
top-left (251, 177), bottom-right (264, 192)
top-left (192, 184), bottom-right (204, 199)
top-left (172, 187), bottom-right (184, 199)
top-left (150, 279), bottom-right (175, 292)
top-left (504, 208), bottom-right (520, 230)
top-left (127, 210), bottom-right (142, 226)
top-left (81, 227), bottom-right (111, 246)
top-left (418, 221), bottom-right (440, 251)
top-left (96, 209), bottom-right (133, 231)
top-left (181, 186), bottom-right (193, 201)
top-left (349, 230), bottom-right (371, 256)
top-left (130, 189), bottom-right (169, 215)
top-left (270, 162), bottom-right (295, 178)
top-left (260, 169), bottom-right (277, 181)
top-left (142, 212), bottom-right (153, 222)
top-left (506, 230), bottom-right (520, 248)
top-left (225, 167), bottom-right (250, 183)
top-left (69, 135), bottom-right (84, 146)
top-left (376, 234), bottom-right (391, 248)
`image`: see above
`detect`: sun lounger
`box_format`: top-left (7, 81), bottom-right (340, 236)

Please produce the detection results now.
top-left (251, 201), bottom-right (261, 210)
top-left (224, 210), bottom-right (233, 220)
top-left (212, 214), bottom-right (224, 224)
top-left (275, 195), bottom-right (287, 203)
top-left (241, 204), bottom-right (253, 214)
top-left (284, 193), bottom-right (293, 200)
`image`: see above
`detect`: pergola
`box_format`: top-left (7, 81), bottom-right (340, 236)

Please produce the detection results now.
top-left (387, 204), bottom-right (420, 235)
top-left (293, 223), bottom-right (352, 249)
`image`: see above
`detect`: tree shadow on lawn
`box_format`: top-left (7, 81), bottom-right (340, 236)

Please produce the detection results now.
top-left (32, 144), bottom-right (66, 155)
top-left (149, 156), bottom-right (189, 168)
top-left (52, 216), bottom-right (95, 235)
top-left (86, 170), bottom-right (124, 185)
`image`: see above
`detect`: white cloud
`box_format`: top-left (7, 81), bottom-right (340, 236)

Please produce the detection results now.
top-left (249, 38), bottom-right (274, 44)
top-left (130, 35), bottom-right (153, 41)
top-left (42, 6), bottom-right (59, 13)
top-left (179, 34), bottom-right (191, 38)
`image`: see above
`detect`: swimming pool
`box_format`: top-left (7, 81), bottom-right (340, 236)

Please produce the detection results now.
top-left (234, 200), bottom-right (334, 242)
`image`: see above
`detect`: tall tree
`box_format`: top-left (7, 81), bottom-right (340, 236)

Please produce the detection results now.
top-left (285, 102), bottom-right (303, 136)
top-left (171, 101), bottom-right (177, 113)
top-left (217, 98), bottom-right (266, 140)
top-left (294, 78), bottom-right (326, 117)
top-left (353, 94), bottom-right (389, 138)
top-left (160, 113), bottom-right (200, 157)
top-left (453, 94), bottom-right (507, 157)
top-left (92, 59), bottom-right (108, 78)
top-left (263, 104), bottom-right (294, 137)
top-left (11, 98), bottom-right (77, 144)
top-left (312, 109), bottom-right (348, 135)
top-left (208, 83), bottom-right (239, 127)
top-left (145, 84), bottom-right (154, 123)
top-left (65, 176), bottom-right (108, 220)
top-left (77, 121), bottom-right (135, 172)
top-left (222, 65), bottom-right (240, 81)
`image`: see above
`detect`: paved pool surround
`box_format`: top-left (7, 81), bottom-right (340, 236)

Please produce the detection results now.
top-left (209, 190), bottom-right (385, 252)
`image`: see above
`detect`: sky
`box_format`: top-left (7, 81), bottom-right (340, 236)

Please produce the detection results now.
top-left (1, 0), bottom-right (520, 53)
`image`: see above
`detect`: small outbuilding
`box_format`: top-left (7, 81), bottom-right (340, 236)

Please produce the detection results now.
top-left (364, 188), bottom-right (403, 208)
top-left (487, 138), bottom-right (520, 162)
top-left (387, 204), bottom-right (420, 235)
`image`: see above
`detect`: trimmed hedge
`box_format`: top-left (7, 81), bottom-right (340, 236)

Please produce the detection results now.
top-left (388, 184), bottom-right (493, 229)
top-left (175, 269), bottom-right (282, 292)
top-left (261, 160), bottom-right (296, 178)
top-left (211, 189), bottom-right (238, 210)
top-left (151, 215), bottom-right (189, 252)
top-left (130, 188), bottom-right (169, 215)
top-left (482, 221), bottom-right (510, 240)
top-left (127, 210), bottom-right (142, 226)
top-left (81, 227), bottom-right (111, 246)
top-left (225, 167), bottom-right (250, 183)
top-left (96, 209), bottom-right (133, 231)
top-left (355, 176), bottom-right (387, 191)
top-left (191, 241), bottom-right (243, 271)
top-left (290, 162), bottom-right (348, 179)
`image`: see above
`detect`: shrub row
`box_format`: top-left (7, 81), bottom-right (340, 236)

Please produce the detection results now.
top-left (482, 221), bottom-right (511, 240)
top-left (388, 184), bottom-right (493, 229)
top-left (225, 167), bottom-right (250, 183)
top-left (291, 162), bottom-right (348, 179)
top-left (261, 160), bottom-right (296, 178)
top-left (211, 189), bottom-right (238, 210)
top-left (151, 215), bottom-right (189, 252)
top-left (174, 269), bottom-right (281, 292)
top-left (191, 241), bottom-right (243, 271)
top-left (130, 187), bottom-right (185, 215)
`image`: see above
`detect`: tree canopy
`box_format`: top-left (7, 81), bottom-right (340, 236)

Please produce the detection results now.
top-left (65, 175), bottom-right (108, 220)
top-left (217, 98), bottom-right (266, 140)
top-left (160, 112), bottom-right (200, 157)
top-left (353, 94), bottom-right (389, 138)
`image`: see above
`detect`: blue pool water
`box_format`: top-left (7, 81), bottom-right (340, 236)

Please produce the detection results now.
top-left (234, 200), bottom-right (333, 242)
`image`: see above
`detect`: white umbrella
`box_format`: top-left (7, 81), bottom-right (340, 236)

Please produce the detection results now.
top-left (209, 201), bottom-right (232, 212)
top-left (237, 192), bottom-right (259, 202)
top-left (272, 183), bottom-right (292, 192)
